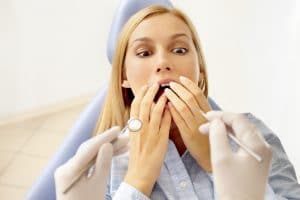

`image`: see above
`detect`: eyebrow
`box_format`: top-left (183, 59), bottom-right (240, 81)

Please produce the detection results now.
top-left (130, 37), bottom-right (153, 45)
top-left (170, 33), bottom-right (190, 40)
top-left (129, 33), bottom-right (190, 47)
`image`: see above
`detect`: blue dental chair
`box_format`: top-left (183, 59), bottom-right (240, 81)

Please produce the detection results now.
top-left (25, 0), bottom-right (221, 199)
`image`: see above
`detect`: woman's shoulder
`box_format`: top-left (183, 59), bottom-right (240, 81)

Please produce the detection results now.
top-left (242, 113), bottom-right (274, 137)
top-left (242, 113), bottom-right (286, 155)
top-left (208, 97), bottom-right (277, 139)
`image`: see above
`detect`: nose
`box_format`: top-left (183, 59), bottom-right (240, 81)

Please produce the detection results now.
top-left (155, 52), bottom-right (172, 73)
top-left (156, 66), bottom-right (171, 72)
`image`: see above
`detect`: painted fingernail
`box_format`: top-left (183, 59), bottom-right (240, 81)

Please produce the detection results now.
top-left (199, 122), bottom-right (210, 134)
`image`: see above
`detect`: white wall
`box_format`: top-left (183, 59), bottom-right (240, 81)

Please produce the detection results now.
top-left (172, 0), bottom-right (300, 179)
top-left (0, 0), bottom-right (117, 119)
top-left (1, 0), bottom-right (299, 178)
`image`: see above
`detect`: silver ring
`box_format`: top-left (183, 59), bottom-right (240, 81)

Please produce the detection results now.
top-left (127, 118), bottom-right (143, 132)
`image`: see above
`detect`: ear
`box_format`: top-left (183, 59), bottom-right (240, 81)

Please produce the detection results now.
top-left (198, 72), bottom-right (204, 87)
top-left (121, 80), bottom-right (131, 88)
top-left (200, 72), bottom-right (204, 80)
top-left (198, 71), bottom-right (204, 81)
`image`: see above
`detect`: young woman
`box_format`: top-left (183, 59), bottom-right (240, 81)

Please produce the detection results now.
top-left (93, 4), bottom-right (300, 200)
top-left (55, 1), bottom-right (300, 200)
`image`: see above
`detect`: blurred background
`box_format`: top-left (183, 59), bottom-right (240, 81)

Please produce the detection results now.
top-left (0, 0), bottom-right (299, 198)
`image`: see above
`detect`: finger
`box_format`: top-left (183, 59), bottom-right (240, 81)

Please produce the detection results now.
top-left (112, 134), bottom-right (129, 155)
top-left (221, 113), bottom-right (258, 137)
top-left (219, 112), bottom-right (266, 150)
top-left (205, 110), bottom-right (223, 121)
top-left (139, 83), bottom-right (159, 122)
top-left (69, 126), bottom-right (120, 174)
top-left (93, 143), bottom-right (113, 187)
top-left (199, 122), bottom-right (210, 134)
top-left (114, 144), bottom-right (129, 156)
top-left (165, 88), bottom-right (201, 130)
top-left (77, 126), bottom-right (121, 154)
top-left (169, 81), bottom-right (208, 122)
top-left (157, 107), bottom-right (172, 146)
top-left (209, 119), bottom-right (232, 162)
top-left (149, 94), bottom-right (168, 135)
top-left (179, 76), bottom-right (211, 112)
top-left (150, 103), bottom-right (155, 114)
top-left (169, 81), bottom-right (199, 116)
top-left (130, 85), bottom-right (148, 118)
top-left (206, 112), bottom-right (244, 129)
top-left (167, 101), bottom-right (191, 135)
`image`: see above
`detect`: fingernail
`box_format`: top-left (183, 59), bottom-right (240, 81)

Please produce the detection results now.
top-left (165, 88), bottom-right (171, 94)
top-left (153, 83), bottom-right (159, 88)
top-left (169, 81), bottom-right (175, 88)
top-left (141, 85), bottom-right (148, 90)
top-left (179, 76), bottom-right (188, 82)
top-left (199, 122), bottom-right (210, 134)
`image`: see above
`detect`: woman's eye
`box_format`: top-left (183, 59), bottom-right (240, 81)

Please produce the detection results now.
top-left (136, 50), bottom-right (152, 57)
top-left (172, 47), bottom-right (188, 55)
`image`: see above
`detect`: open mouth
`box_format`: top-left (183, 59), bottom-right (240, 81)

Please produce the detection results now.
top-left (154, 83), bottom-right (171, 103)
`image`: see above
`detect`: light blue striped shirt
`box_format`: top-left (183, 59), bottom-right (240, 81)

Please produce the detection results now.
top-left (106, 113), bottom-right (300, 199)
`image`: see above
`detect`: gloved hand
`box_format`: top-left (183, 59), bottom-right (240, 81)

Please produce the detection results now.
top-left (55, 126), bottom-right (129, 200)
top-left (199, 111), bottom-right (272, 200)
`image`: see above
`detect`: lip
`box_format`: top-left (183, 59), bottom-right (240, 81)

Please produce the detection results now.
top-left (153, 78), bottom-right (177, 103)
top-left (157, 78), bottom-right (177, 86)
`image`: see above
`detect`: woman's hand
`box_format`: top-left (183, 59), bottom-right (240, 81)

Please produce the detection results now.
top-left (200, 111), bottom-right (272, 200)
top-left (124, 84), bottom-right (172, 197)
top-left (55, 126), bottom-right (129, 200)
top-left (165, 76), bottom-right (212, 171)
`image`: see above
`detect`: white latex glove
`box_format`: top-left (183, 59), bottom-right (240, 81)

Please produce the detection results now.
top-left (199, 111), bottom-right (272, 200)
top-left (55, 126), bottom-right (129, 200)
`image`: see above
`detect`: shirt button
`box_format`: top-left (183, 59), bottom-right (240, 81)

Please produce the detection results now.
top-left (180, 181), bottom-right (187, 189)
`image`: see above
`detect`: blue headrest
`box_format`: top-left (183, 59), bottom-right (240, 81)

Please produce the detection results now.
top-left (106, 0), bottom-right (173, 64)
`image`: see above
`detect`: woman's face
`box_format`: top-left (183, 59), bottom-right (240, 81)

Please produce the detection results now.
top-left (123, 13), bottom-right (200, 96)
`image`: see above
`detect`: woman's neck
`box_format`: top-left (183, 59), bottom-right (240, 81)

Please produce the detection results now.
top-left (169, 124), bottom-right (186, 156)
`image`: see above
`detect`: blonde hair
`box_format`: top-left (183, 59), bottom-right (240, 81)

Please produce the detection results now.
top-left (93, 5), bottom-right (209, 135)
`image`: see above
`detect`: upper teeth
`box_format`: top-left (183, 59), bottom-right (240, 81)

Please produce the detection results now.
top-left (161, 83), bottom-right (170, 87)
